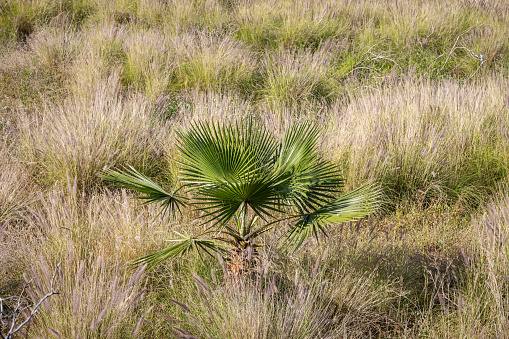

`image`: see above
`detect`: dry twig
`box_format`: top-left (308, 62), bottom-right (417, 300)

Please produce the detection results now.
top-left (0, 262), bottom-right (61, 339)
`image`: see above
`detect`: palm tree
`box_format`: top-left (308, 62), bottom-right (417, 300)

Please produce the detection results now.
top-left (103, 119), bottom-right (380, 270)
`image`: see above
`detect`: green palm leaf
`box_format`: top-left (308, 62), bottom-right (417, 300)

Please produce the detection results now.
top-left (133, 233), bottom-right (227, 269)
top-left (274, 160), bottom-right (343, 213)
top-left (283, 184), bottom-right (381, 250)
top-left (177, 120), bottom-right (282, 226)
top-left (104, 119), bottom-right (381, 270)
top-left (272, 122), bottom-right (343, 213)
top-left (275, 122), bottom-right (320, 173)
top-left (103, 166), bottom-right (186, 218)
top-left (177, 120), bottom-right (277, 186)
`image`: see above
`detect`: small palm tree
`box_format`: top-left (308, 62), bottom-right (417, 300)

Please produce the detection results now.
top-left (103, 119), bottom-right (380, 270)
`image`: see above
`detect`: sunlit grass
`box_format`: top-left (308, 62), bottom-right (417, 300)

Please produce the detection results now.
top-left (1, 0), bottom-right (509, 337)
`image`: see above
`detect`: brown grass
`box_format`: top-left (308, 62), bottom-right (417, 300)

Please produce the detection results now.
top-left (324, 76), bottom-right (509, 206)
top-left (4, 183), bottom-right (181, 337)
top-left (18, 73), bottom-right (168, 189)
top-left (1, 0), bottom-right (509, 337)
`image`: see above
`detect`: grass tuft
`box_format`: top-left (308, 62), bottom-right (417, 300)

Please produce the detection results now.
top-left (19, 74), bottom-right (168, 189)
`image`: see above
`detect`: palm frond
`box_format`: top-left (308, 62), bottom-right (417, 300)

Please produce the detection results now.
top-left (283, 184), bottom-right (382, 250)
top-left (275, 122), bottom-right (320, 173)
top-left (274, 160), bottom-right (343, 213)
top-left (133, 233), bottom-right (228, 269)
top-left (270, 122), bottom-right (344, 213)
top-left (177, 120), bottom-right (282, 226)
top-left (194, 175), bottom-right (285, 224)
top-left (103, 166), bottom-right (186, 218)
top-left (104, 120), bottom-right (382, 271)
top-left (177, 120), bottom-right (276, 186)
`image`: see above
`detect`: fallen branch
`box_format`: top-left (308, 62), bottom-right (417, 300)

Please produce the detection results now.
top-left (0, 262), bottom-right (61, 339)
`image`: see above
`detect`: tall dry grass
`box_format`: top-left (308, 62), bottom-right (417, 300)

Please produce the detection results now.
top-left (66, 23), bottom-right (127, 97)
top-left (27, 18), bottom-right (83, 71)
top-left (7, 182), bottom-right (187, 337)
top-left (171, 32), bottom-right (256, 93)
top-left (0, 147), bottom-right (32, 225)
top-left (19, 74), bottom-right (168, 189)
top-left (261, 44), bottom-right (334, 107)
top-left (0, 40), bottom-right (64, 110)
top-left (323, 76), bottom-right (509, 207)
top-left (163, 244), bottom-right (399, 339)
top-left (121, 28), bottom-right (174, 97)
top-left (416, 189), bottom-right (509, 337)
top-left (121, 30), bottom-right (256, 96)
top-left (1, 0), bottom-right (509, 337)
top-left (233, 0), bottom-right (350, 49)
top-left (469, 191), bottom-right (509, 336)
top-left (0, 146), bottom-right (34, 296)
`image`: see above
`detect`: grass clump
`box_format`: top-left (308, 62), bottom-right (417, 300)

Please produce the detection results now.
top-left (0, 0), bottom-right (94, 44)
top-left (0, 148), bottom-right (32, 225)
top-left (170, 32), bottom-right (257, 93)
top-left (4, 185), bottom-right (172, 338)
top-left (19, 74), bottom-right (167, 189)
top-left (2, 0), bottom-right (509, 337)
top-left (261, 45), bottom-right (334, 108)
top-left (122, 31), bottom-right (256, 96)
top-left (418, 189), bottom-right (509, 337)
top-left (169, 256), bottom-right (397, 338)
top-left (120, 28), bottom-right (173, 97)
top-left (233, 0), bottom-right (352, 50)
top-left (28, 23), bottom-right (83, 71)
top-left (325, 77), bottom-right (509, 209)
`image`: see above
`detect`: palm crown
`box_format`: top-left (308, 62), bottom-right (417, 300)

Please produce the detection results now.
top-left (103, 119), bottom-right (380, 269)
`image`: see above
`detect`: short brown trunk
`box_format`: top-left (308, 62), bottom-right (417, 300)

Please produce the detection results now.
top-left (225, 244), bottom-right (259, 278)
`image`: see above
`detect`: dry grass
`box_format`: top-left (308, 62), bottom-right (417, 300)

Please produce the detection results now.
top-left (415, 189), bottom-right (509, 337)
top-left (122, 30), bottom-right (256, 96)
top-left (170, 32), bottom-right (256, 93)
top-left (233, 0), bottom-right (350, 49)
top-left (1, 0), bottom-right (509, 337)
top-left (324, 76), bottom-right (509, 207)
top-left (172, 257), bottom-right (397, 338)
top-left (0, 147), bottom-right (32, 225)
top-left (121, 28), bottom-right (174, 97)
top-left (66, 23), bottom-right (127, 97)
top-left (19, 190), bottom-right (144, 338)
top-left (0, 147), bottom-right (34, 297)
top-left (18, 74), bottom-right (168, 189)
top-left (1, 184), bottom-right (182, 337)
top-left (0, 43), bottom-right (64, 111)
top-left (261, 43), bottom-right (335, 107)
top-left (27, 18), bottom-right (83, 71)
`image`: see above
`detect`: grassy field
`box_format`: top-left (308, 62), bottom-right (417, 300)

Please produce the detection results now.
top-left (1, 0), bottom-right (509, 337)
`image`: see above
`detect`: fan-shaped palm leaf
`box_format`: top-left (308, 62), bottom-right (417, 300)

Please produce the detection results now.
top-left (272, 123), bottom-right (343, 213)
top-left (133, 232), bottom-right (227, 269)
top-left (177, 120), bottom-right (283, 226)
top-left (104, 119), bottom-right (381, 270)
top-left (283, 184), bottom-right (381, 250)
top-left (103, 166), bottom-right (186, 218)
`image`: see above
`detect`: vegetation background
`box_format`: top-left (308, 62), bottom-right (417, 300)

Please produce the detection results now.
top-left (1, 0), bottom-right (509, 337)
